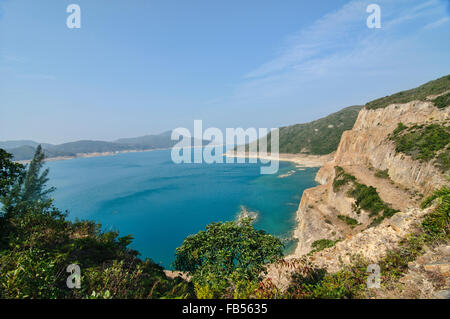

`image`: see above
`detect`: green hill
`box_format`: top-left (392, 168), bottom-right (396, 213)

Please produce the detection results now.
top-left (246, 105), bottom-right (363, 155)
top-left (3, 131), bottom-right (211, 161)
top-left (3, 132), bottom-right (184, 161)
top-left (365, 74), bottom-right (450, 110)
top-left (114, 131), bottom-right (174, 148)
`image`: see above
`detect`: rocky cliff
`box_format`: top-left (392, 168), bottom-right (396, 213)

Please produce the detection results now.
top-left (292, 97), bottom-right (449, 258)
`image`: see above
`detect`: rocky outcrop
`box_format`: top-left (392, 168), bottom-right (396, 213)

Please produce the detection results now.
top-left (292, 99), bottom-right (449, 258)
top-left (318, 100), bottom-right (449, 194)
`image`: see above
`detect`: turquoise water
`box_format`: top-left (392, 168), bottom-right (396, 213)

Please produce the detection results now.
top-left (47, 149), bottom-right (318, 268)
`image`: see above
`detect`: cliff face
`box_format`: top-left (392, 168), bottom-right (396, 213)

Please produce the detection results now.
top-left (293, 99), bottom-right (449, 257)
top-left (317, 100), bottom-right (449, 194)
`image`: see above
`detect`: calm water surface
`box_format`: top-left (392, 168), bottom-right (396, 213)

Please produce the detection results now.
top-left (47, 149), bottom-right (318, 268)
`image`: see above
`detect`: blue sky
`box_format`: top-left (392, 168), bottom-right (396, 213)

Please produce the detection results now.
top-left (1, 0), bottom-right (449, 144)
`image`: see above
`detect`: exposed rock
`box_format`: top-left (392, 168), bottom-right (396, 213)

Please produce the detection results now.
top-left (281, 99), bottom-right (449, 298)
top-left (293, 100), bottom-right (449, 257)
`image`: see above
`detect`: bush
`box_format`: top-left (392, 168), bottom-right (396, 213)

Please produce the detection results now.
top-left (390, 123), bottom-right (450, 171)
top-left (365, 75), bottom-right (450, 110)
top-left (332, 166), bottom-right (356, 192)
top-left (337, 215), bottom-right (358, 226)
top-left (174, 218), bottom-right (283, 299)
top-left (374, 169), bottom-right (390, 179)
top-left (310, 239), bottom-right (340, 254)
top-left (0, 148), bottom-right (194, 299)
top-left (332, 167), bottom-right (399, 226)
top-left (432, 92), bottom-right (450, 109)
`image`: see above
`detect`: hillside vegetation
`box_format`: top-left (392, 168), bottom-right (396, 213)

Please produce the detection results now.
top-left (1, 131), bottom-right (203, 161)
top-left (247, 105), bottom-right (362, 155)
top-left (365, 75), bottom-right (450, 110)
top-left (389, 122), bottom-right (450, 173)
top-left (0, 147), bottom-right (282, 299)
top-left (0, 147), bottom-right (194, 299)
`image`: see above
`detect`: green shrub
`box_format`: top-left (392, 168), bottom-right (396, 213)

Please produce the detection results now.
top-left (310, 239), bottom-right (340, 254)
top-left (243, 105), bottom-right (362, 155)
top-left (174, 218), bottom-right (283, 299)
top-left (432, 92), bottom-right (450, 109)
top-left (286, 258), bottom-right (368, 299)
top-left (365, 75), bottom-right (450, 110)
top-left (390, 123), bottom-right (450, 173)
top-left (0, 148), bottom-right (194, 299)
top-left (420, 187), bottom-right (449, 242)
top-left (332, 167), bottom-right (399, 226)
top-left (332, 166), bottom-right (356, 192)
top-left (337, 215), bottom-right (358, 226)
top-left (374, 169), bottom-right (390, 179)
top-left (0, 248), bottom-right (63, 299)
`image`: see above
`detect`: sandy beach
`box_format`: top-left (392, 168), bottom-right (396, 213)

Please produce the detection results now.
top-left (16, 148), bottom-right (164, 165)
top-left (224, 151), bottom-right (333, 167)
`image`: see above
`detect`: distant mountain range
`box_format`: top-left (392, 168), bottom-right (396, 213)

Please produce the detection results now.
top-left (1, 131), bottom-right (206, 161)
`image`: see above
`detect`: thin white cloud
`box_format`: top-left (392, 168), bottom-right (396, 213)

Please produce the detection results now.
top-left (232, 0), bottom-right (448, 103)
top-left (423, 16), bottom-right (449, 29)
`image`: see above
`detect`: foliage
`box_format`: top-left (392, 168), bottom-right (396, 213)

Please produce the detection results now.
top-left (173, 218), bottom-right (283, 299)
top-left (281, 187), bottom-right (449, 299)
top-left (378, 187), bottom-right (449, 286)
top-left (332, 166), bottom-right (356, 192)
top-left (0, 149), bottom-right (23, 199)
top-left (309, 239), bottom-right (340, 254)
top-left (284, 258), bottom-right (368, 299)
top-left (374, 169), bottom-right (389, 179)
top-left (389, 123), bottom-right (450, 173)
top-left (420, 187), bottom-right (449, 242)
top-left (243, 105), bottom-right (362, 155)
top-left (337, 215), bottom-right (358, 226)
top-left (347, 183), bottom-right (398, 219)
top-left (432, 91), bottom-right (450, 109)
top-left (0, 148), bottom-right (193, 299)
top-left (365, 75), bottom-right (450, 110)
top-left (332, 167), bottom-right (399, 226)
top-left (1, 145), bottom-right (56, 217)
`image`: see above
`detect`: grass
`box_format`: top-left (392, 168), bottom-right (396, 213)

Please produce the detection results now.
top-left (390, 123), bottom-right (450, 173)
top-left (332, 166), bottom-right (356, 192)
top-left (337, 215), bottom-right (358, 226)
top-left (365, 75), bottom-right (450, 110)
top-left (432, 91), bottom-right (450, 109)
top-left (309, 239), bottom-right (340, 254)
top-left (333, 167), bottom-right (399, 226)
top-left (374, 169), bottom-right (389, 179)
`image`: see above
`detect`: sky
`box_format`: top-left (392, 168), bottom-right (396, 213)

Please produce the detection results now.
top-left (0, 0), bottom-right (449, 144)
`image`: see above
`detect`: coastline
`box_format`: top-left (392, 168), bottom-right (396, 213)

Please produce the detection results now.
top-left (224, 150), bottom-right (332, 259)
top-left (20, 146), bottom-right (331, 262)
top-left (16, 148), bottom-right (168, 164)
top-left (223, 151), bottom-right (333, 167)
top-left (15, 144), bottom-right (213, 164)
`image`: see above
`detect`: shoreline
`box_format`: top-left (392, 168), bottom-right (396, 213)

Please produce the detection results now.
top-left (15, 144), bottom-right (215, 164)
top-left (18, 146), bottom-right (331, 263)
top-left (16, 148), bottom-right (169, 164)
top-left (223, 151), bottom-right (333, 167)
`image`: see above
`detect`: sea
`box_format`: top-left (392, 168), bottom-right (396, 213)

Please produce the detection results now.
top-left (47, 148), bottom-right (319, 268)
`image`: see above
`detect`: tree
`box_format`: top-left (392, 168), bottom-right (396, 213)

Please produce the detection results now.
top-left (173, 218), bottom-right (283, 298)
top-left (1, 146), bottom-right (55, 216)
top-left (0, 149), bottom-right (24, 198)
top-left (21, 145), bottom-right (55, 205)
